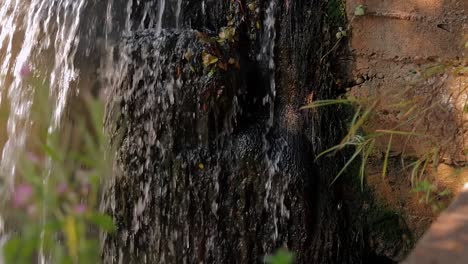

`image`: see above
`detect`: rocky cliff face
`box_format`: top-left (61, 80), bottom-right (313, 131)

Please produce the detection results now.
top-left (102, 0), bottom-right (408, 263)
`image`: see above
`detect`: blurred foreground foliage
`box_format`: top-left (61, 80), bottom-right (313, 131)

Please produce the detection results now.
top-left (2, 71), bottom-right (115, 264)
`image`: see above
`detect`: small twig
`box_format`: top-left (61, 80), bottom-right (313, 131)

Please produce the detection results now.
top-left (320, 16), bottom-right (355, 64)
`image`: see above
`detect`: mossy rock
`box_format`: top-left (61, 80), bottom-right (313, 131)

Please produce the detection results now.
top-left (366, 206), bottom-right (413, 261)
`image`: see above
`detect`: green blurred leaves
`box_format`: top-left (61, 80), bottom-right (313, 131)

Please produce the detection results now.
top-left (264, 249), bottom-right (295, 264)
top-left (4, 93), bottom-right (115, 263)
top-left (88, 213), bottom-right (116, 233)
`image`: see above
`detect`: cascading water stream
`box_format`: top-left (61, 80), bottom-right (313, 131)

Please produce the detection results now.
top-left (175, 0), bottom-right (183, 29)
top-left (0, 0), bottom-right (88, 188)
top-left (257, 0), bottom-right (289, 245)
top-left (0, 0), bottom-right (308, 261)
top-left (103, 0), bottom-right (292, 258)
top-left (0, 0), bottom-right (108, 262)
top-left (259, 0), bottom-right (278, 128)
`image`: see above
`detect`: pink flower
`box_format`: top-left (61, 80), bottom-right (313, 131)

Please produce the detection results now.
top-left (19, 63), bottom-right (32, 78)
top-left (12, 184), bottom-right (34, 208)
top-left (56, 183), bottom-right (68, 195)
top-left (26, 151), bottom-right (41, 165)
top-left (73, 204), bottom-right (87, 215)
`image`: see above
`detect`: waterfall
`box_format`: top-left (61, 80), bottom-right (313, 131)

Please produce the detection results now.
top-left (0, 0), bottom-right (92, 189)
top-left (175, 0), bottom-right (183, 29)
top-left (259, 0), bottom-right (278, 128)
top-left (258, 0), bottom-right (287, 246)
top-left (0, 0), bottom-right (322, 262)
top-left (156, 0), bottom-right (166, 36)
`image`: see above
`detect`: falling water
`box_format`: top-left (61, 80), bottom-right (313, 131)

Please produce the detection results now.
top-left (1, 0), bottom-right (300, 261)
top-left (156, 0), bottom-right (166, 35)
top-left (175, 0), bottom-right (183, 29)
top-left (0, 1), bottom-right (108, 263)
top-left (259, 0), bottom-right (278, 128)
top-left (0, 0), bottom-right (91, 188)
top-left (257, 0), bottom-right (286, 245)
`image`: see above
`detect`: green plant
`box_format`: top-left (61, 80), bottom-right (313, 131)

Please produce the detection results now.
top-left (264, 249), bottom-right (295, 264)
top-left (198, 0), bottom-right (241, 76)
top-left (321, 4), bottom-right (367, 63)
top-left (302, 97), bottom-right (428, 190)
top-left (354, 5), bottom-right (366, 16)
top-left (411, 180), bottom-right (450, 211)
top-left (2, 70), bottom-right (115, 263)
top-left (303, 23), bottom-right (468, 193)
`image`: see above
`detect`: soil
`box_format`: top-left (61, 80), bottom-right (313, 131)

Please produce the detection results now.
top-left (345, 0), bottom-right (468, 249)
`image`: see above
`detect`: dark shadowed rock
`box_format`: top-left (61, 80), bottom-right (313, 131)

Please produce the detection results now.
top-left (103, 1), bottom-right (410, 263)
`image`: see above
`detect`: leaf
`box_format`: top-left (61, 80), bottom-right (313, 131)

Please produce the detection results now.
top-left (222, 27), bottom-right (236, 41)
top-left (4, 237), bottom-right (37, 264)
top-left (354, 5), bottom-right (366, 16)
top-left (330, 144), bottom-right (364, 186)
top-left (247, 3), bottom-right (256, 11)
top-left (382, 134), bottom-right (393, 179)
top-left (64, 216), bottom-right (78, 261)
top-left (341, 100), bottom-right (377, 145)
top-left (300, 98), bottom-right (357, 110)
top-left (4, 238), bottom-right (21, 264)
top-left (438, 188), bottom-right (451, 197)
top-left (375, 129), bottom-right (427, 137)
top-left (207, 68), bottom-right (216, 77)
top-left (336, 31), bottom-right (342, 39)
top-left (336, 27), bottom-right (347, 39)
top-left (195, 31), bottom-right (214, 44)
top-left (184, 49), bottom-right (194, 61)
top-left (410, 160), bottom-right (421, 187)
top-left (316, 143), bottom-right (348, 160)
top-left (423, 64), bottom-right (446, 78)
top-left (202, 51), bottom-right (218, 67)
top-left (360, 139), bottom-right (375, 190)
top-left (88, 213), bottom-right (116, 233)
top-left (217, 61), bottom-right (228, 71)
top-left (218, 31), bottom-right (226, 40)
top-left (42, 142), bottom-right (62, 162)
top-left (264, 249), bottom-right (295, 264)
top-left (419, 156), bottom-right (430, 181)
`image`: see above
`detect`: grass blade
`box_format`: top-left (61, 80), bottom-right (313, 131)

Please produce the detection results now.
top-left (330, 145), bottom-right (363, 186)
top-left (374, 129), bottom-right (427, 137)
top-left (410, 160), bottom-right (421, 187)
top-left (360, 139), bottom-right (375, 190)
top-left (341, 101), bottom-right (377, 145)
top-left (300, 98), bottom-right (357, 110)
top-left (382, 134), bottom-right (393, 179)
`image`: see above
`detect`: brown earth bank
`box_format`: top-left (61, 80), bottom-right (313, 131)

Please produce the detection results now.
top-left (344, 0), bottom-right (467, 261)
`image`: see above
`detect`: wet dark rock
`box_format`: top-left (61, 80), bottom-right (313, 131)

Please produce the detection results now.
top-left (103, 0), bottom-right (410, 263)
